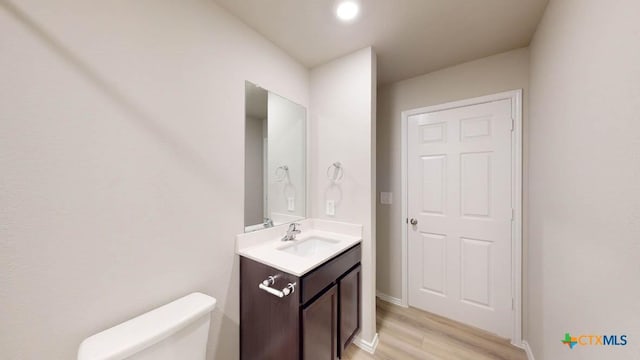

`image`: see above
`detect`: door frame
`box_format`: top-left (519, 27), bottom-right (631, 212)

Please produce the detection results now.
top-left (400, 90), bottom-right (523, 346)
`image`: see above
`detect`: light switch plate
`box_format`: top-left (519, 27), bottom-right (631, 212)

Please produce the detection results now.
top-left (380, 192), bottom-right (393, 205)
top-left (326, 200), bottom-right (335, 216)
top-left (287, 197), bottom-right (295, 211)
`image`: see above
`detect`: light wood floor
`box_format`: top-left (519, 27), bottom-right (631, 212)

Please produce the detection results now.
top-left (343, 299), bottom-right (526, 360)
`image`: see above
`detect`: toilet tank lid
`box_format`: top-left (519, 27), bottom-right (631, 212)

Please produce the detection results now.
top-left (78, 292), bottom-right (216, 360)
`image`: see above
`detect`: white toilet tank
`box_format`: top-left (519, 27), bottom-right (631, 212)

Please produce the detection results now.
top-left (78, 293), bottom-right (216, 360)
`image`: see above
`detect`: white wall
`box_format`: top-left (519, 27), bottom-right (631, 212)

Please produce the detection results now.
top-left (528, 0), bottom-right (640, 358)
top-left (0, 0), bottom-right (308, 358)
top-left (310, 47), bottom-right (378, 346)
top-left (376, 48), bottom-right (529, 301)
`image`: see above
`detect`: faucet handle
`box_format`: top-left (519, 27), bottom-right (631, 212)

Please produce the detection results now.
top-left (281, 223), bottom-right (301, 241)
top-left (289, 222), bottom-right (301, 231)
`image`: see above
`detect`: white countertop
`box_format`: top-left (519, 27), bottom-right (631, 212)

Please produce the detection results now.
top-left (236, 219), bottom-right (362, 276)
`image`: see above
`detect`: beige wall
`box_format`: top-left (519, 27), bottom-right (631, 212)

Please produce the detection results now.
top-left (310, 47), bottom-right (377, 345)
top-left (376, 48), bottom-right (529, 302)
top-left (527, 0), bottom-right (640, 358)
top-left (0, 0), bottom-right (308, 358)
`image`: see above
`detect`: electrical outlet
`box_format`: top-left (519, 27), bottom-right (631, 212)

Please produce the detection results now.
top-left (326, 200), bottom-right (335, 216)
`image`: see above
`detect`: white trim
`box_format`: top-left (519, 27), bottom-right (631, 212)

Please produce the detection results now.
top-left (522, 341), bottom-right (536, 360)
top-left (376, 291), bottom-right (407, 307)
top-left (353, 333), bottom-right (379, 354)
top-left (400, 89), bottom-right (523, 345)
top-left (400, 109), bottom-right (409, 307)
top-left (511, 90), bottom-right (524, 346)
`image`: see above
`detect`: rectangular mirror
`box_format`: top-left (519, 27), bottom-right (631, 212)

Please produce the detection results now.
top-left (244, 81), bottom-right (306, 232)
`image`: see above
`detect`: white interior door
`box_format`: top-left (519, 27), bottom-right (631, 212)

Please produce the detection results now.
top-left (407, 99), bottom-right (513, 338)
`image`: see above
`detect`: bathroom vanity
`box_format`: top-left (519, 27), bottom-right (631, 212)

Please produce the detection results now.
top-left (236, 219), bottom-right (362, 360)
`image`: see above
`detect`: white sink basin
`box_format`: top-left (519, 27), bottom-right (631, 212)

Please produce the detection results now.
top-left (278, 237), bottom-right (341, 257)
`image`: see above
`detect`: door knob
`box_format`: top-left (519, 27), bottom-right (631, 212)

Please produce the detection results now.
top-left (410, 218), bottom-right (418, 225)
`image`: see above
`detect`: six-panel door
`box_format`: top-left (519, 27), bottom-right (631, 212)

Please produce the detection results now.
top-left (407, 99), bottom-right (514, 338)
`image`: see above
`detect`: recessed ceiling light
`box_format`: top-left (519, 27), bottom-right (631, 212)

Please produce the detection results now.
top-left (335, 0), bottom-right (360, 22)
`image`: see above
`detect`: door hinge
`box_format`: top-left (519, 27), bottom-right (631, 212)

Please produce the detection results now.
top-left (511, 208), bottom-right (515, 222)
top-left (510, 117), bottom-right (515, 131)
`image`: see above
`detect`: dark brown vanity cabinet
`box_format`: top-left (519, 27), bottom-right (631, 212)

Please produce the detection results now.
top-left (338, 264), bottom-right (361, 356)
top-left (240, 244), bottom-right (361, 360)
top-left (302, 284), bottom-right (338, 360)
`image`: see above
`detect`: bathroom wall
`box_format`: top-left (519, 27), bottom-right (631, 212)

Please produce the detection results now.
top-left (376, 48), bottom-right (529, 301)
top-left (310, 47), bottom-right (378, 346)
top-left (527, 0), bottom-right (640, 358)
top-left (0, 0), bottom-right (308, 358)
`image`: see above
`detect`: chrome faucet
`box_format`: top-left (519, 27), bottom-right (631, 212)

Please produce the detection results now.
top-left (281, 223), bottom-right (301, 241)
top-left (263, 217), bottom-right (274, 228)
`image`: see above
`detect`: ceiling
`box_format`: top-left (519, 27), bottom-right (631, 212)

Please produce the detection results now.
top-left (214, 0), bottom-right (548, 85)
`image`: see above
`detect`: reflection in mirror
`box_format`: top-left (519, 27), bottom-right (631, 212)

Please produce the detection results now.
top-left (244, 81), bottom-right (306, 232)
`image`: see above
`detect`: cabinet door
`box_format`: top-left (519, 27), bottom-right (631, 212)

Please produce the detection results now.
top-left (240, 257), bottom-right (300, 360)
top-left (339, 265), bottom-right (361, 356)
top-left (302, 284), bottom-right (337, 360)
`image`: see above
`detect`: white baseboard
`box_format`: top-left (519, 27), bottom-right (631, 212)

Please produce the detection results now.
top-left (376, 291), bottom-right (407, 307)
top-left (522, 340), bottom-right (535, 360)
top-left (353, 333), bottom-right (379, 354)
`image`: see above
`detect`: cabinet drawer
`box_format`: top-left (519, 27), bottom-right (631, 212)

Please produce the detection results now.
top-left (301, 244), bottom-right (361, 304)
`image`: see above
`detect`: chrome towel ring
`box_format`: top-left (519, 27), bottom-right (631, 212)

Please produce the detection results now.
top-left (275, 165), bottom-right (289, 182)
top-left (327, 162), bottom-right (344, 183)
